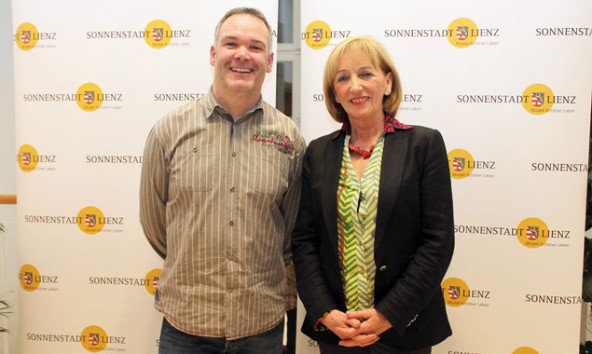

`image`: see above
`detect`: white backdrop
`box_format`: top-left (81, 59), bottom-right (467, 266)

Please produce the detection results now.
top-left (12, 1), bottom-right (278, 353)
top-left (12, 1), bottom-right (592, 353)
top-left (298, 1), bottom-right (592, 353)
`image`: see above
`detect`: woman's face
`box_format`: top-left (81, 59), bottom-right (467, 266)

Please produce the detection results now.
top-left (333, 50), bottom-right (392, 123)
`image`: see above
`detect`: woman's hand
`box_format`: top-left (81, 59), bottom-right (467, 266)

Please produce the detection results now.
top-left (337, 309), bottom-right (392, 347)
top-left (320, 309), bottom-right (364, 340)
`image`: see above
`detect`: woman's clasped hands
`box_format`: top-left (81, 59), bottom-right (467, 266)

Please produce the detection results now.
top-left (320, 308), bottom-right (393, 348)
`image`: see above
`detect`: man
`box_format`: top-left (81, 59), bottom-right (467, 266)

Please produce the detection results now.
top-left (139, 7), bottom-right (305, 354)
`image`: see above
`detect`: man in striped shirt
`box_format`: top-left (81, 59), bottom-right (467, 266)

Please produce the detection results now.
top-left (139, 7), bottom-right (305, 354)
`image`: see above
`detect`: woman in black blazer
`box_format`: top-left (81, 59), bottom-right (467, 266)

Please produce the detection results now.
top-left (291, 37), bottom-right (455, 354)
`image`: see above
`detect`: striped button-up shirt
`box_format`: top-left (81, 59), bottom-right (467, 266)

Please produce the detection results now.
top-left (139, 91), bottom-right (305, 339)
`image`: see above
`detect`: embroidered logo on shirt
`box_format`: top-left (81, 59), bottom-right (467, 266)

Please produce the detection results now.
top-left (251, 131), bottom-right (295, 154)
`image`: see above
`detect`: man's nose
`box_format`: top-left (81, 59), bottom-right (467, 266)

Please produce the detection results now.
top-left (235, 46), bottom-right (250, 60)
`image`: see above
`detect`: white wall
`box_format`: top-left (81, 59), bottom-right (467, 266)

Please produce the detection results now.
top-left (1, 0), bottom-right (15, 189)
top-left (0, 0), bottom-right (17, 353)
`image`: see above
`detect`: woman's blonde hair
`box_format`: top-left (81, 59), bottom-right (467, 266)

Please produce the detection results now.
top-left (323, 37), bottom-right (402, 123)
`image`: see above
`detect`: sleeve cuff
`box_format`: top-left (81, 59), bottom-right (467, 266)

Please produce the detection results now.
top-left (314, 309), bottom-right (335, 331)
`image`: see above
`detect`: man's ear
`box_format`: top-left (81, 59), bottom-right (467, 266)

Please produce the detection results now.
top-left (210, 45), bottom-right (216, 67)
top-left (266, 52), bottom-right (274, 73)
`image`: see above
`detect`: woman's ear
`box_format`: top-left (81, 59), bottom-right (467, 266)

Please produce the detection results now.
top-left (385, 72), bottom-right (393, 96)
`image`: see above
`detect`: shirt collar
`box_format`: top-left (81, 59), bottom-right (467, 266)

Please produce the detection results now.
top-left (332, 114), bottom-right (413, 140)
top-left (205, 88), bottom-right (264, 122)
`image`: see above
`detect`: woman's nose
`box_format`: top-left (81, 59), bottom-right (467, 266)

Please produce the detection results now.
top-left (350, 76), bottom-right (362, 90)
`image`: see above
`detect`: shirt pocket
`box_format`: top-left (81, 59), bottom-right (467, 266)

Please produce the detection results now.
top-left (248, 147), bottom-right (289, 196)
top-left (175, 144), bottom-right (218, 192)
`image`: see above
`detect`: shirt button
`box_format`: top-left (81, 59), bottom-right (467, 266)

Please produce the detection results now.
top-left (229, 220), bottom-right (234, 226)
top-left (230, 187), bottom-right (236, 192)
top-left (232, 152), bottom-right (237, 157)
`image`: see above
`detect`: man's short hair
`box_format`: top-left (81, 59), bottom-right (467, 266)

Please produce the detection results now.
top-left (214, 7), bottom-right (273, 53)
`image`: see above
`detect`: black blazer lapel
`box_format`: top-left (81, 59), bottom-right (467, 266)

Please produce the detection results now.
top-left (375, 131), bottom-right (409, 249)
top-left (321, 134), bottom-right (345, 255)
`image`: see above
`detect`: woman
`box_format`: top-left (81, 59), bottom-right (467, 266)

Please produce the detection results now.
top-left (291, 37), bottom-right (454, 354)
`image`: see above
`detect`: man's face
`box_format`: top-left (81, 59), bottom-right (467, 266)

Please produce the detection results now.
top-left (210, 14), bottom-right (274, 100)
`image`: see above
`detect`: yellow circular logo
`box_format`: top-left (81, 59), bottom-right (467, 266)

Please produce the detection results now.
top-left (19, 264), bottom-right (41, 292)
top-left (522, 83), bottom-right (554, 115)
top-left (442, 277), bottom-right (470, 307)
top-left (145, 268), bottom-right (162, 295)
top-left (81, 325), bottom-right (108, 352)
top-left (517, 217), bottom-right (549, 248)
top-left (18, 144), bottom-right (39, 172)
top-left (77, 206), bottom-right (105, 235)
top-left (145, 20), bottom-right (172, 49)
top-left (76, 83), bottom-right (103, 112)
top-left (448, 149), bottom-right (474, 179)
top-left (513, 347), bottom-right (539, 354)
top-left (447, 18), bottom-right (478, 48)
top-left (15, 22), bottom-right (39, 51)
top-left (304, 20), bottom-right (331, 50)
